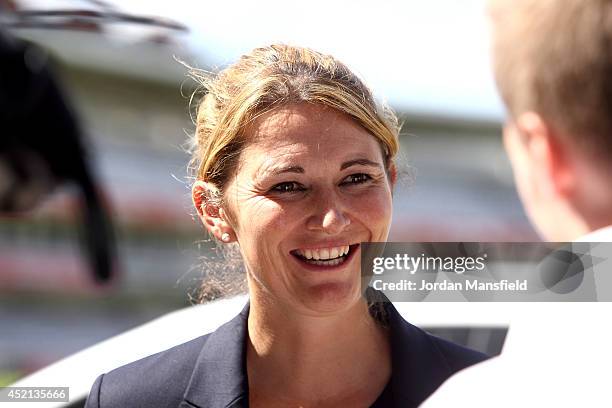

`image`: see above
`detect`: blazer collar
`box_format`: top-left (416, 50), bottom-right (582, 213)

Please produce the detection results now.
top-left (181, 302), bottom-right (250, 408)
top-left (384, 299), bottom-right (455, 406)
top-left (181, 291), bottom-right (456, 408)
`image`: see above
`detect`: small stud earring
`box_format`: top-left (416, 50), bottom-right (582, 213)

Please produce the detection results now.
top-left (221, 232), bottom-right (230, 242)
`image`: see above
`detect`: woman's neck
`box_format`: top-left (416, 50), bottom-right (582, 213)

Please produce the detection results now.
top-left (246, 293), bottom-right (391, 407)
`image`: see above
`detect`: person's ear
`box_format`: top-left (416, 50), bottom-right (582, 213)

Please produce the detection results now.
top-left (192, 180), bottom-right (236, 243)
top-left (513, 112), bottom-right (576, 199)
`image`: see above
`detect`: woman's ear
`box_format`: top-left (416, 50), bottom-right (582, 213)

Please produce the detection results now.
top-left (192, 180), bottom-right (236, 243)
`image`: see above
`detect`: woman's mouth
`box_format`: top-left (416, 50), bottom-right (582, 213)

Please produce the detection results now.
top-left (290, 244), bottom-right (359, 268)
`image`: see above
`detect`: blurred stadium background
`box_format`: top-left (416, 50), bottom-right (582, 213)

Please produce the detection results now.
top-left (0, 0), bottom-right (534, 386)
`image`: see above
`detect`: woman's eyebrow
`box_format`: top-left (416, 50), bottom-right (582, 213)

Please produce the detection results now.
top-left (340, 158), bottom-right (381, 170)
top-left (266, 165), bottom-right (305, 176)
top-left (264, 158), bottom-right (379, 177)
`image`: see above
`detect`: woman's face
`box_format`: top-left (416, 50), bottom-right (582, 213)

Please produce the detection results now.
top-left (224, 103), bottom-right (394, 315)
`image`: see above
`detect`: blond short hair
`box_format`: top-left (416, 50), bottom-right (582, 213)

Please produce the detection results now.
top-left (489, 0), bottom-right (612, 158)
top-left (188, 44), bottom-right (400, 193)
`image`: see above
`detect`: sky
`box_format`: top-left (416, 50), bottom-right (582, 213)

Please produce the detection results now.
top-left (24, 0), bottom-right (506, 121)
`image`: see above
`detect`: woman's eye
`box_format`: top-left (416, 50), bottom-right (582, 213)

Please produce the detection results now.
top-left (342, 173), bottom-right (372, 185)
top-left (270, 182), bottom-right (304, 193)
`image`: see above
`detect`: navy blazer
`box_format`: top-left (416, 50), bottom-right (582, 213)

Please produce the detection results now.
top-left (86, 295), bottom-right (488, 408)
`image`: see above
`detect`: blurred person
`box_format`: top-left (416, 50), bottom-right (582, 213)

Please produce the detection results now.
top-left (0, 27), bottom-right (114, 282)
top-left (423, 0), bottom-right (612, 406)
top-left (85, 44), bottom-right (488, 408)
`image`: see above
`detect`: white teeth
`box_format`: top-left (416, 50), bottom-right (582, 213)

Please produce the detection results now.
top-left (295, 245), bottom-right (352, 260)
top-left (330, 248), bottom-right (339, 259)
top-left (308, 257), bottom-right (344, 266)
top-left (320, 248), bottom-right (330, 260)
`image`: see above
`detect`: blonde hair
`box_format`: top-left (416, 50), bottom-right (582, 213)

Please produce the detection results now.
top-left (188, 44), bottom-right (400, 195)
top-left (489, 0), bottom-right (612, 158)
top-left (187, 44), bottom-right (400, 302)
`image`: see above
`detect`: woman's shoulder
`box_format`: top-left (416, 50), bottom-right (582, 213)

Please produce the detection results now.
top-left (85, 333), bottom-right (212, 408)
top-left (368, 289), bottom-right (489, 371)
top-left (85, 301), bottom-right (250, 408)
top-left (386, 301), bottom-right (489, 371)
top-left (379, 297), bottom-right (491, 405)
top-left (424, 330), bottom-right (490, 370)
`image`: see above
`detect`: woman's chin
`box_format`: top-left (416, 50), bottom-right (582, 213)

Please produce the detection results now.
top-left (296, 281), bottom-right (363, 315)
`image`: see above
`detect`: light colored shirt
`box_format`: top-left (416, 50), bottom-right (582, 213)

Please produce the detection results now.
top-left (422, 226), bottom-right (612, 408)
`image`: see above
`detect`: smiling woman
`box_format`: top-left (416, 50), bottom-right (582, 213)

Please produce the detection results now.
top-left (213, 103), bottom-right (395, 316)
top-left (85, 44), bottom-right (489, 408)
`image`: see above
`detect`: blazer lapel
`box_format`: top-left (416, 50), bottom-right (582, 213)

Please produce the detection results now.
top-left (385, 302), bottom-right (454, 407)
top-left (180, 293), bottom-right (462, 408)
top-left (181, 302), bottom-right (250, 408)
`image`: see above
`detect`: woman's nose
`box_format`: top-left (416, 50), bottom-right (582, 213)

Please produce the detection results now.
top-left (306, 197), bottom-right (351, 234)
